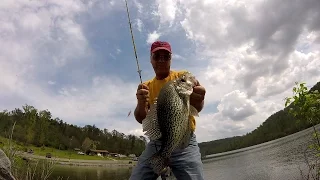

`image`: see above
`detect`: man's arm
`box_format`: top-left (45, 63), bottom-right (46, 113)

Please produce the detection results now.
top-left (134, 103), bottom-right (148, 124)
top-left (134, 83), bottom-right (150, 124)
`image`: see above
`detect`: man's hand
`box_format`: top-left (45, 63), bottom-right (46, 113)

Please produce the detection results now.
top-left (190, 80), bottom-right (205, 112)
top-left (134, 83), bottom-right (149, 123)
top-left (136, 83), bottom-right (149, 107)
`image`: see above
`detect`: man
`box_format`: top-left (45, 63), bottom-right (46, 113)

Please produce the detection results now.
top-left (130, 41), bottom-right (206, 180)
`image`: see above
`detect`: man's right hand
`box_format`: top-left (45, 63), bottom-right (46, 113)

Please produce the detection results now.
top-left (134, 83), bottom-right (149, 123)
top-left (136, 83), bottom-right (149, 107)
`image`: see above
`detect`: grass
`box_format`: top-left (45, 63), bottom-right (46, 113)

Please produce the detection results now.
top-left (0, 122), bottom-right (59, 180)
top-left (0, 123), bottom-right (134, 180)
top-left (0, 136), bottom-right (133, 161)
top-left (30, 146), bottom-right (114, 161)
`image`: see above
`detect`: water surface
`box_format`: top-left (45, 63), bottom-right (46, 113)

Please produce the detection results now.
top-left (50, 126), bottom-right (318, 180)
top-left (50, 166), bottom-right (133, 180)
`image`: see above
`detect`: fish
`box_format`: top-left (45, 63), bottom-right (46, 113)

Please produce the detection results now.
top-left (142, 71), bottom-right (199, 175)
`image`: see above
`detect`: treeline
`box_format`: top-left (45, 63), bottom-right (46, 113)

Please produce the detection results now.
top-left (199, 81), bottom-right (320, 157)
top-left (0, 105), bottom-right (146, 156)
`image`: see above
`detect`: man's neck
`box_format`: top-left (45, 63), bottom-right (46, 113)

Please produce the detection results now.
top-left (155, 71), bottom-right (170, 80)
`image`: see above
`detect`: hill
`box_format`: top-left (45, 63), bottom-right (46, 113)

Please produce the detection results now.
top-left (199, 81), bottom-right (320, 157)
top-left (0, 106), bottom-right (146, 156)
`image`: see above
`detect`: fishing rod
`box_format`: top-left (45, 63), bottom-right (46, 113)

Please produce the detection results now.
top-left (124, 0), bottom-right (142, 120)
top-left (123, 4), bottom-right (170, 179)
top-left (124, 0), bottom-right (143, 84)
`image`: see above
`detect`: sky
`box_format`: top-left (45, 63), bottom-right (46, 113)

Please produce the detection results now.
top-left (0, 0), bottom-right (319, 143)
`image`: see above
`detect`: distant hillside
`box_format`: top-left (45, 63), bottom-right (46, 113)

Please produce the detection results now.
top-left (199, 81), bottom-right (320, 157)
top-left (0, 106), bottom-right (146, 156)
top-left (1, 82), bottom-right (319, 158)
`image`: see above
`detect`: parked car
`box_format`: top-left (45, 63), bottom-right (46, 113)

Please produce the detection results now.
top-left (45, 153), bottom-right (51, 158)
top-left (77, 151), bottom-right (85, 155)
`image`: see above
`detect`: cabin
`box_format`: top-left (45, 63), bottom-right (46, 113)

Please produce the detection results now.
top-left (128, 154), bottom-right (136, 158)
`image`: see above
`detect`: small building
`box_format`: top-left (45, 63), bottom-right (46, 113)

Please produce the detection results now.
top-left (118, 154), bottom-right (127, 158)
top-left (87, 149), bottom-right (109, 156)
top-left (128, 154), bottom-right (136, 158)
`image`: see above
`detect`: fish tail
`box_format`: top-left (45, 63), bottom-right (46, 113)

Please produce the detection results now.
top-left (149, 153), bottom-right (169, 175)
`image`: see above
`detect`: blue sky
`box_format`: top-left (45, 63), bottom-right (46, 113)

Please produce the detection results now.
top-left (0, 0), bottom-right (319, 143)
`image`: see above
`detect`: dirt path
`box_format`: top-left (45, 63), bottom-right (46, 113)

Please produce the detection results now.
top-left (18, 152), bottom-right (137, 167)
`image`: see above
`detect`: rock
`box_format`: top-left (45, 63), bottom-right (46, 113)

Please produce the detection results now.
top-left (0, 149), bottom-right (16, 180)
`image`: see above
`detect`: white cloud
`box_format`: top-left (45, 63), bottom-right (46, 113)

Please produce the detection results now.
top-left (133, 0), bottom-right (143, 14)
top-left (2, 74), bottom-right (138, 127)
top-left (1, 0), bottom-right (320, 145)
top-left (0, 0), bottom-right (138, 129)
top-left (172, 54), bottom-right (186, 61)
top-left (155, 0), bottom-right (178, 26)
top-left (128, 128), bottom-right (145, 137)
top-left (135, 18), bottom-right (144, 32)
top-left (48, 81), bottom-right (56, 85)
top-left (165, 0), bottom-right (320, 142)
top-left (175, 0), bottom-right (320, 98)
top-left (146, 31), bottom-right (161, 44)
top-left (218, 90), bottom-right (257, 121)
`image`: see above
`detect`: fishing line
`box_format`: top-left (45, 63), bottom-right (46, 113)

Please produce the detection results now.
top-left (124, 4), bottom-right (169, 178)
top-left (124, 0), bottom-right (143, 84)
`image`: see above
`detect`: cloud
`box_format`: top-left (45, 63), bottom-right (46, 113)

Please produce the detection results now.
top-left (174, 0), bottom-right (320, 99)
top-left (218, 90), bottom-right (257, 121)
top-left (0, 0), bottom-right (137, 128)
top-left (147, 31), bottom-right (161, 44)
top-left (135, 18), bottom-right (144, 32)
top-left (1, 0), bottom-right (319, 144)
top-left (48, 81), bottom-right (56, 85)
top-left (133, 0), bottom-right (143, 13)
top-left (168, 0), bottom-right (320, 142)
top-left (155, 0), bottom-right (178, 26)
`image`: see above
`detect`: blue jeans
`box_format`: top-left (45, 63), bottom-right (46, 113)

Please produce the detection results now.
top-left (129, 133), bottom-right (205, 180)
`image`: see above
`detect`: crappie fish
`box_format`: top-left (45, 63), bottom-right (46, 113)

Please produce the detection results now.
top-left (142, 71), bottom-right (199, 175)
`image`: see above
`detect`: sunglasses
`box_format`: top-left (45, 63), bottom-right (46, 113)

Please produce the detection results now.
top-left (152, 53), bottom-right (171, 61)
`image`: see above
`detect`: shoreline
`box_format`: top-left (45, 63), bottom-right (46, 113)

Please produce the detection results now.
top-left (18, 152), bottom-right (138, 167)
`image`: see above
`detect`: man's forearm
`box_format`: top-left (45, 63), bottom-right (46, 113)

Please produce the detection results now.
top-left (134, 103), bottom-right (148, 124)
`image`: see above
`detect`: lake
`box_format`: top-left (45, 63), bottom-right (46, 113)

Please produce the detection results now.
top-left (49, 125), bottom-right (319, 180)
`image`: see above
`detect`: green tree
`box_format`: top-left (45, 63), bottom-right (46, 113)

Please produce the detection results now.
top-left (0, 104), bottom-right (146, 156)
top-left (285, 82), bottom-right (320, 179)
top-left (82, 137), bottom-right (93, 152)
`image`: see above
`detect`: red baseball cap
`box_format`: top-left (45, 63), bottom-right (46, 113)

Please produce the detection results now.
top-left (150, 41), bottom-right (172, 53)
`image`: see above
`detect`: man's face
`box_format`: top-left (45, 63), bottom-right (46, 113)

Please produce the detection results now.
top-left (150, 49), bottom-right (171, 76)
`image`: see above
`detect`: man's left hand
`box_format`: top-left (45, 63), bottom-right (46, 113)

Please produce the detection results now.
top-left (190, 80), bottom-right (206, 112)
top-left (191, 85), bottom-right (206, 102)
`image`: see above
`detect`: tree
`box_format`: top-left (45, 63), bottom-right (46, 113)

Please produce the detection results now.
top-left (285, 82), bottom-right (320, 179)
top-left (0, 104), bottom-right (146, 155)
top-left (82, 137), bottom-right (93, 153)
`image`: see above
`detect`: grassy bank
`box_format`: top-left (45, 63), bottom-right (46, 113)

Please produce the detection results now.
top-left (0, 136), bottom-right (134, 162)
top-left (1, 133), bottom-right (136, 180)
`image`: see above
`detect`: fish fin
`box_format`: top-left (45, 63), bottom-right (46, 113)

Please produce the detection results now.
top-left (142, 100), bottom-right (162, 141)
top-left (149, 153), bottom-right (169, 175)
top-left (189, 105), bottom-right (199, 117)
top-left (179, 131), bottom-right (192, 149)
